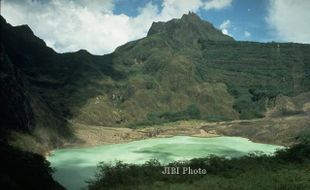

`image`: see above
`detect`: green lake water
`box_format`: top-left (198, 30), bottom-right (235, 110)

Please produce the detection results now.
top-left (48, 136), bottom-right (283, 190)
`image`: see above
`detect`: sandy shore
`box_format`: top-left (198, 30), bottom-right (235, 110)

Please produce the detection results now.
top-left (63, 111), bottom-right (309, 149)
top-left (63, 120), bottom-right (219, 148)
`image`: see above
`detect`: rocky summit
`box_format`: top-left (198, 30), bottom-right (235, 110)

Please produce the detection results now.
top-left (1, 13), bottom-right (310, 151)
top-left (1, 7), bottom-right (310, 190)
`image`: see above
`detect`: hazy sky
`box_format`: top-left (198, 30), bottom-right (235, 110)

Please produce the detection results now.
top-left (2, 0), bottom-right (310, 55)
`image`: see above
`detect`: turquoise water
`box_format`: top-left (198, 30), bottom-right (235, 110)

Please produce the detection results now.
top-left (48, 136), bottom-right (282, 190)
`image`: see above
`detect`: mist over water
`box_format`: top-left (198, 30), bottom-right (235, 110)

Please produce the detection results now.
top-left (48, 136), bottom-right (282, 190)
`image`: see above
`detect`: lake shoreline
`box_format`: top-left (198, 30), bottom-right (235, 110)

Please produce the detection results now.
top-left (44, 126), bottom-right (216, 157)
top-left (46, 118), bottom-right (292, 157)
top-left (47, 123), bottom-right (219, 155)
top-left (48, 136), bottom-right (284, 190)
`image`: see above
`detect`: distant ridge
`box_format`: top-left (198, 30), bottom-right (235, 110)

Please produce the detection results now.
top-left (0, 14), bottom-right (310, 151)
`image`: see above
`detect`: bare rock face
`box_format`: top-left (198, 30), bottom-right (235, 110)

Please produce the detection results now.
top-left (1, 13), bottom-right (310, 141)
top-left (147, 12), bottom-right (234, 47)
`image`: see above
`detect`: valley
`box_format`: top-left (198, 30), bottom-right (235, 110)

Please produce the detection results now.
top-left (1, 11), bottom-right (310, 190)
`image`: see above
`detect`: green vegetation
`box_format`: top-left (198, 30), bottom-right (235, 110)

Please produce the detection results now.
top-left (1, 13), bottom-right (310, 140)
top-left (0, 143), bottom-right (64, 190)
top-left (60, 16), bottom-right (310, 126)
top-left (1, 11), bottom-right (310, 155)
top-left (1, 11), bottom-right (310, 190)
top-left (142, 104), bottom-right (201, 126)
top-left (88, 136), bottom-right (310, 190)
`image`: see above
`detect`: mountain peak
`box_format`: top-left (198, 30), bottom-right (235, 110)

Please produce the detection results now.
top-left (181, 11), bottom-right (201, 22)
top-left (147, 13), bottom-right (234, 43)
